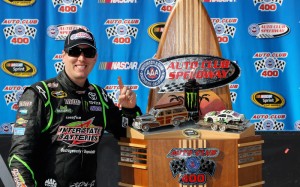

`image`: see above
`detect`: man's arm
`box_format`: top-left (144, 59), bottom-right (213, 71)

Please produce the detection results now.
top-left (8, 88), bottom-right (45, 187)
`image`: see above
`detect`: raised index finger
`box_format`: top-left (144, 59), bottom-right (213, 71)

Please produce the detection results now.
top-left (118, 76), bottom-right (124, 91)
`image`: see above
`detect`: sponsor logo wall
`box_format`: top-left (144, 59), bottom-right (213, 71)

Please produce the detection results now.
top-left (0, 0), bottom-right (299, 134)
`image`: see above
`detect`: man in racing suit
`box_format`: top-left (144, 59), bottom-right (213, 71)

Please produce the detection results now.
top-left (8, 28), bottom-right (141, 187)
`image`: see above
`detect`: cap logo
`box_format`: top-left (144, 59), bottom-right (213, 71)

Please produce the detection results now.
top-left (70, 32), bottom-right (92, 41)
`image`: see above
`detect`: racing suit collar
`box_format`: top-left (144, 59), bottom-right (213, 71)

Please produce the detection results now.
top-left (57, 70), bottom-right (90, 95)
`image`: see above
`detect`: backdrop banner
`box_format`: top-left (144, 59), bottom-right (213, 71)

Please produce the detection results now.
top-left (0, 0), bottom-right (299, 135)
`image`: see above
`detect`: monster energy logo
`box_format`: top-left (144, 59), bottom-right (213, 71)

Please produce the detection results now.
top-left (83, 101), bottom-right (89, 112)
top-left (186, 92), bottom-right (197, 109)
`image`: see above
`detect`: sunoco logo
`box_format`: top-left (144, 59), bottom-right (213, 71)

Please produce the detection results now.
top-left (1, 59), bottom-right (37, 77)
top-left (251, 91), bottom-right (285, 109)
top-left (182, 128), bottom-right (200, 138)
top-left (157, 54), bottom-right (240, 93)
top-left (3, 0), bottom-right (35, 6)
top-left (148, 22), bottom-right (165, 42)
top-left (248, 22), bottom-right (290, 38)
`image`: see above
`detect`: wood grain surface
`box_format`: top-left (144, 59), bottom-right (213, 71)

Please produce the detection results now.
top-left (148, 0), bottom-right (232, 112)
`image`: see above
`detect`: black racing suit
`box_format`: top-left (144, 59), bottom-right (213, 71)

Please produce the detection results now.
top-left (8, 70), bottom-right (141, 187)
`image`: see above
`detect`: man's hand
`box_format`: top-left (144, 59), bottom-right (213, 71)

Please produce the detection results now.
top-left (118, 76), bottom-right (136, 108)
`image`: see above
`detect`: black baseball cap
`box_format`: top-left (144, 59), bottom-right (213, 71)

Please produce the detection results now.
top-left (64, 28), bottom-right (96, 50)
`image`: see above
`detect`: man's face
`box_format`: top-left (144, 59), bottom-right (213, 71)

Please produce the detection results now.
top-left (62, 44), bottom-right (97, 85)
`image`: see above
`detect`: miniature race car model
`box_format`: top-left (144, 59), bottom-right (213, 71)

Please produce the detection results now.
top-left (132, 102), bottom-right (188, 132)
top-left (203, 110), bottom-right (246, 131)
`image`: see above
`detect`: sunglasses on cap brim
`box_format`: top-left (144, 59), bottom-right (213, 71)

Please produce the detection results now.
top-left (66, 46), bottom-right (96, 58)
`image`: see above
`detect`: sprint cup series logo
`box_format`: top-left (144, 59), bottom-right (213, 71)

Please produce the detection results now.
top-left (52, 0), bottom-right (84, 13)
top-left (2, 19), bottom-right (38, 45)
top-left (253, 52), bottom-right (287, 78)
top-left (154, 0), bottom-right (176, 13)
top-left (57, 117), bottom-right (102, 147)
top-left (212, 18), bottom-right (237, 44)
top-left (105, 19), bottom-right (139, 44)
top-left (47, 24), bottom-right (88, 40)
top-left (248, 22), bottom-right (290, 38)
top-left (3, 0), bottom-right (35, 6)
top-left (253, 0), bottom-right (283, 11)
top-left (167, 148), bottom-right (219, 185)
top-left (251, 91), bottom-right (285, 109)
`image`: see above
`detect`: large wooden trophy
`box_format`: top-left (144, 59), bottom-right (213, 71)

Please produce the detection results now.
top-left (118, 0), bottom-right (264, 186)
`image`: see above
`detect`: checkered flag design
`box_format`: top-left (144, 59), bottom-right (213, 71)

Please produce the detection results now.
top-left (155, 0), bottom-right (165, 6)
top-left (274, 59), bottom-right (286, 71)
top-left (5, 92), bottom-right (17, 105)
top-left (254, 121), bottom-right (264, 130)
top-left (170, 159), bottom-right (185, 177)
top-left (257, 33), bottom-right (274, 38)
top-left (127, 26), bottom-right (138, 38)
top-left (272, 0), bottom-right (283, 5)
top-left (159, 82), bottom-right (185, 93)
top-left (224, 25), bottom-right (236, 37)
top-left (54, 61), bottom-right (64, 73)
top-left (25, 26), bottom-right (37, 38)
top-left (106, 26), bottom-right (117, 38)
top-left (230, 92), bottom-right (237, 103)
top-left (254, 59), bottom-right (266, 71)
top-left (3, 25), bottom-right (15, 39)
top-left (108, 91), bottom-right (118, 102)
top-left (73, 0), bottom-right (84, 7)
top-left (253, 0), bottom-right (264, 5)
top-left (273, 121), bottom-right (284, 130)
top-left (52, 0), bottom-right (63, 7)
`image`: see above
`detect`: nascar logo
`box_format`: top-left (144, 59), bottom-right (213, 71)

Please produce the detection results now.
top-left (98, 62), bottom-right (138, 70)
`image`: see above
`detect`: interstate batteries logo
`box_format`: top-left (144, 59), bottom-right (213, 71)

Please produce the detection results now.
top-left (52, 0), bottom-right (84, 13)
top-left (3, 0), bottom-right (35, 6)
top-left (154, 0), bottom-right (176, 13)
top-left (248, 22), bottom-right (290, 38)
top-left (212, 18), bottom-right (237, 43)
top-left (253, 0), bottom-right (283, 11)
top-left (105, 19), bottom-right (139, 44)
top-left (2, 19), bottom-right (38, 45)
top-left (253, 52), bottom-right (287, 78)
top-left (252, 91), bottom-right (285, 109)
top-left (57, 117), bottom-right (102, 147)
top-left (47, 24), bottom-right (88, 40)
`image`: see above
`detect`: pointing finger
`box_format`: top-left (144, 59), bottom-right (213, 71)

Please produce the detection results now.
top-left (118, 76), bottom-right (124, 91)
